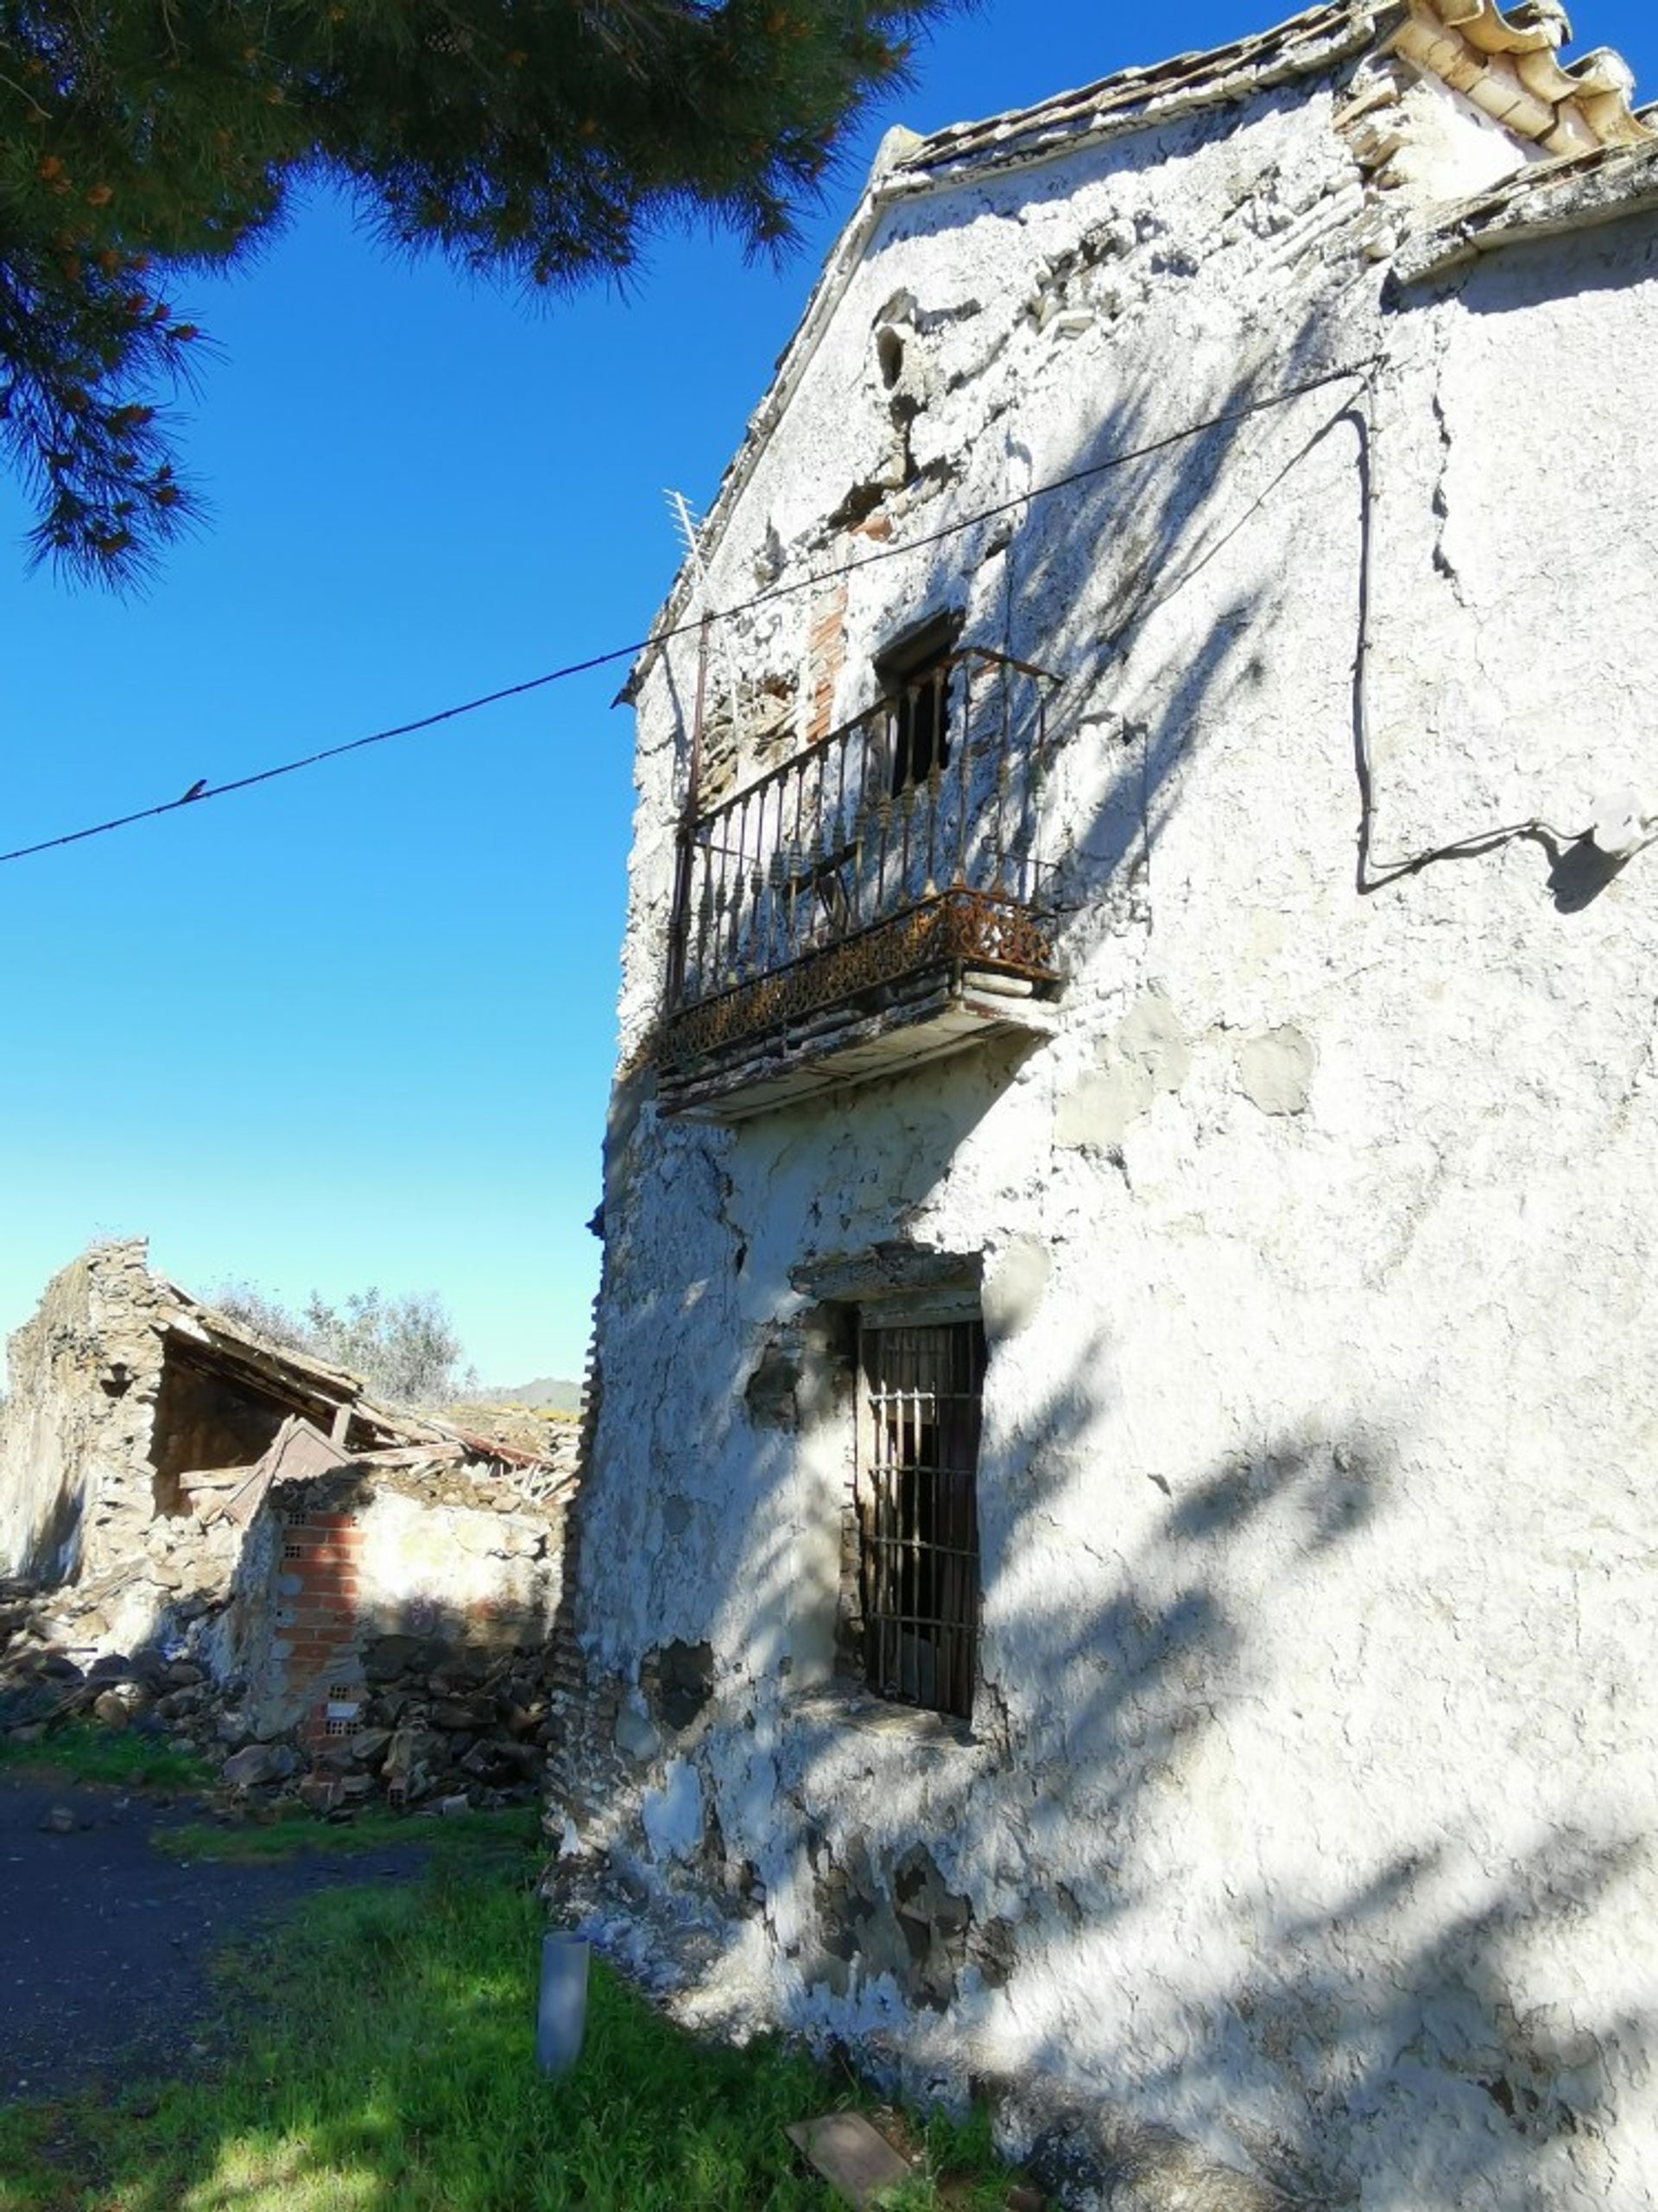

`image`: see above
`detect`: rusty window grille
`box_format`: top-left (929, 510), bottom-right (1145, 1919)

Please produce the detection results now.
top-left (857, 1316), bottom-right (984, 1721)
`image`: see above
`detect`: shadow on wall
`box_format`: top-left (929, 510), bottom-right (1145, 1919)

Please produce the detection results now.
top-left (574, 127), bottom-right (1656, 2204)
top-left (948, 1347), bottom-right (1645, 2205)
top-left (871, 256), bottom-right (1363, 976)
top-left (576, 1304), bottom-right (1650, 2207)
top-left (585, 479), bottom-right (1655, 2192)
top-left (16, 1483), bottom-right (85, 1588)
top-left (610, 263), bottom-right (1378, 1668)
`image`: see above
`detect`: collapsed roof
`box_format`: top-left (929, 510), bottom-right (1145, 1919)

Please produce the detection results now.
top-left (153, 1267), bottom-right (565, 1481)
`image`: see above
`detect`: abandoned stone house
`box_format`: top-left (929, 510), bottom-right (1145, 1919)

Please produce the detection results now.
top-left (556, 4), bottom-right (1658, 2206)
top-left (0, 1240), bottom-right (577, 1797)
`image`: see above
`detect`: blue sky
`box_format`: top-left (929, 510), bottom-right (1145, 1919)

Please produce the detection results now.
top-left (3, 0), bottom-right (1655, 1386)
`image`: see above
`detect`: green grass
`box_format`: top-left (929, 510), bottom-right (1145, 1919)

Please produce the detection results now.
top-left (0, 1719), bottom-right (212, 1792)
top-left (152, 1803), bottom-right (543, 1864)
top-left (0, 1835), bottom-right (1014, 2211)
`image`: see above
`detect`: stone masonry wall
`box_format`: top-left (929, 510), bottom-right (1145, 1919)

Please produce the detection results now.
top-left (3, 1463), bottom-right (572, 1820)
top-left (0, 1241), bottom-right (168, 1587)
top-left (2, 1243), bottom-right (582, 1819)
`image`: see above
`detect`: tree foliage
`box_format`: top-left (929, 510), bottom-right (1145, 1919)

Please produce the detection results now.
top-left (0, 0), bottom-right (952, 582)
top-left (212, 1277), bottom-right (475, 1407)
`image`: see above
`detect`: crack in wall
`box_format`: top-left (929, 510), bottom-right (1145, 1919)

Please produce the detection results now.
top-left (1428, 307), bottom-right (1469, 608)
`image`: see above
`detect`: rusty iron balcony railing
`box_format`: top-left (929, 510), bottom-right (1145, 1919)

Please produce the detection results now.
top-left (663, 646), bottom-right (1062, 1069)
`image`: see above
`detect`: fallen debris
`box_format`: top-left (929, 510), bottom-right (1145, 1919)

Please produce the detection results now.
top-left (785, 2112), bottom-right (913, 2209)
top-left (2, 1559), bottom-right (576, 1817)
top-left (0, 1241), bottom-right (583, 1822)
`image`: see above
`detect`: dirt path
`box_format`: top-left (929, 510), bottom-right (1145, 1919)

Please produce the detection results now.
top-left (0, 1778), bottom-right (428, 2104)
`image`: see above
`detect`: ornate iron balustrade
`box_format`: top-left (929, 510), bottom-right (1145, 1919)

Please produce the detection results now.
top-left (664, 647), bottom-right (1061, 1062)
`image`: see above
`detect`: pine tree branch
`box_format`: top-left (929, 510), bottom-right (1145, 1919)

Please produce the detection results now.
top-left (0, 0), bottom-right (964, 584)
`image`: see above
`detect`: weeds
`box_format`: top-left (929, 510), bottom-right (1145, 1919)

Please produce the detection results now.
top-left (0, 1834), bottom-right (1015, 2210)
top-left (0, 1721), bottom-right (211, 1792)
top-left (152, 1804), bottom-right (541, 1864)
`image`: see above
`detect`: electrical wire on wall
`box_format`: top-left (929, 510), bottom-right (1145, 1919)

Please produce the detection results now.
top-left (1340, 381), bottom-right (1626, 903)
top-left (10, 350), bottom-right (1632, 892)
top-left (0, 359), bottom-right (1380, 871)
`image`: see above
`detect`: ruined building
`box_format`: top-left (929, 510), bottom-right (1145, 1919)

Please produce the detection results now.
top-left (555, 4), bottom-right (1658, 2205)
top-left (1, 1240), bottom-right (578, 1804)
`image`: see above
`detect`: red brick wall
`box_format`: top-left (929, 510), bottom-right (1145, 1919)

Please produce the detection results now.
top-left (273, 1506), bottom-right (365, 1747)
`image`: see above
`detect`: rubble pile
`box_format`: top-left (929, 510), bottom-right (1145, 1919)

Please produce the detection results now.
top-left (0, 1572), bottom-right (567, 1813)
top-left (247, 1627), bottom-right (567, 1816)
top-left (0, 1242), bottom-right (584, 1821)
top-left (0, 1574), bottom-right (214, 1751)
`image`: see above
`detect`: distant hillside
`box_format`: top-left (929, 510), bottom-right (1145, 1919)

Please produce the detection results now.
top-left (478, 1375), bottom-right (583, 1415)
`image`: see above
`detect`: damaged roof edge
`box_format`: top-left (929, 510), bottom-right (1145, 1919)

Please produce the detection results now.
top-left (898, 0), bottom-right (1389, 176)
top-left (1393, 133), bottom-right (1658, 279)
top-left (618, 1), bottom-right (1387, 708)
top-left (620, 0), bottom-right (1654, 707)
top-left (163, 1283), bottom-right (364, 1399)
top-left (153, 1271), bottom-right (564, 1474)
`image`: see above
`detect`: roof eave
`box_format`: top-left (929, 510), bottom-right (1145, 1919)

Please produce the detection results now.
top-left (1394, 134), bottom-right (1658, 279)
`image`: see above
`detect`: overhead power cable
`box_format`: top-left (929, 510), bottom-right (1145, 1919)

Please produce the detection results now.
top-left (0, 647), bottom-right (649, 865)
top-left (1, 358), bottom-right (1375, 869)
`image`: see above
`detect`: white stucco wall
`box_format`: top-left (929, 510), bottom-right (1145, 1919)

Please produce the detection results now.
top-left (575, 51), bottom-right (1658, 2212)
top-left (351, 1486), bottom-right (551, 1624)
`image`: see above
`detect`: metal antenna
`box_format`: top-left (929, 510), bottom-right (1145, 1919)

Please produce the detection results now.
top-left (665, 490), bottom-right (744, 752)
top-left (665, 488), bottom-right (701, 572)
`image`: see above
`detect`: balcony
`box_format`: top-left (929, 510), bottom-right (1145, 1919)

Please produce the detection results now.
top-left (658, 647), bottom-right (1063, 1119)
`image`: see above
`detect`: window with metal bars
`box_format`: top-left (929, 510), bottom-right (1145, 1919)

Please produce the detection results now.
top-left (856, 1315), bottom-right (984, 1720)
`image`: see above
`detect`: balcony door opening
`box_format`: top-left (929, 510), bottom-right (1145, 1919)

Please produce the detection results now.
top-left (876, 615), bottom-right (961, 796)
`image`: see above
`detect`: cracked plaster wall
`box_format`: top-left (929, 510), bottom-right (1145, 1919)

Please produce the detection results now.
top-left (578, 53), bottom-right (1658, 2212)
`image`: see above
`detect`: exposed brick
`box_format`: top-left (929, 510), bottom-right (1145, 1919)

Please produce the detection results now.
top-left (806, 584), bottom-right (849, 745)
